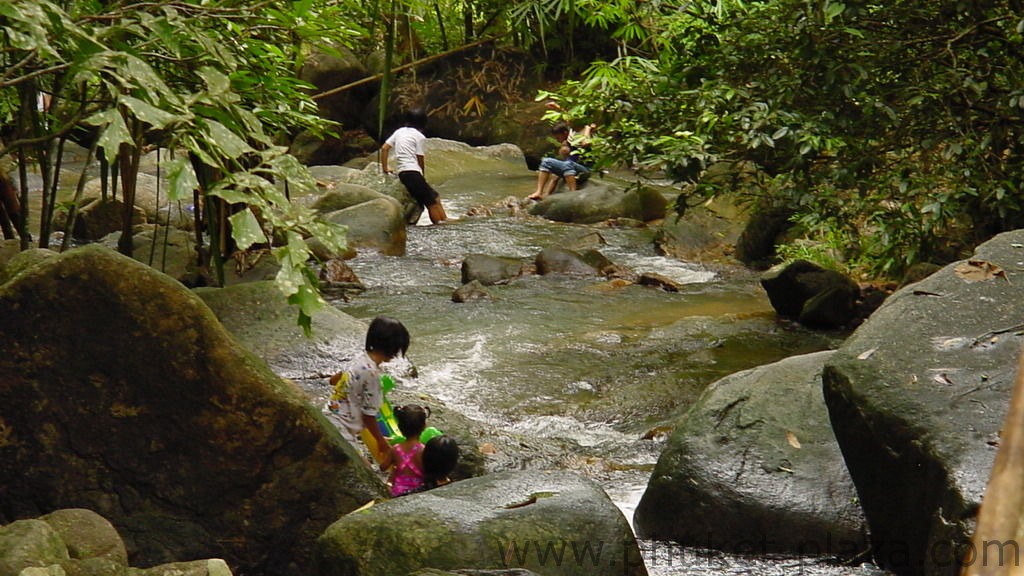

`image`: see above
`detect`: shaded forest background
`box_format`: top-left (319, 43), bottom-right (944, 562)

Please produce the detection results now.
top-left (2, 0), bottom-right (1022, 317)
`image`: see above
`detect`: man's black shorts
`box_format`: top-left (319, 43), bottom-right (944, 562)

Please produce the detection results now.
top-left (398, 171), bottom-right (440, 207)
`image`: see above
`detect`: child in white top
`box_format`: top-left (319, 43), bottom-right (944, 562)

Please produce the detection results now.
top-left (326, 316), bottom-right (410, 463)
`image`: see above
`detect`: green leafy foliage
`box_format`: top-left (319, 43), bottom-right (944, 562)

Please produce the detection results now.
top-left (1, 0), bottom-right (353, 333)
top-left (546, 0), bottom-right (1024, 278)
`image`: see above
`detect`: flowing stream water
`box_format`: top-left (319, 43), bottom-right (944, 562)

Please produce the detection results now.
top-left (324, 156), bottom-right (892, 576)
top-left (22, 143), bottom-right (892, 575)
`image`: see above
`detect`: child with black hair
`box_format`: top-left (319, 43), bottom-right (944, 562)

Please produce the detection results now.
top-left (327, 315), bottom-right (410, 464)
top-left (381, 405), bottom-right (431, 496)
top-left (380, 108), bottom-right (450, 224)
top-left (421, 434), bottom-right (459, 490)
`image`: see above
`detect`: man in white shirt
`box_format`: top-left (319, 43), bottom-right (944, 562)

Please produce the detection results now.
top-left (380, 109), bottom-right (449, 224)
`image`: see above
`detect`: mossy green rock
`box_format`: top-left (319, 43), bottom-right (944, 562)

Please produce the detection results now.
top-left (529, 182), bottom-right (668, 224)
top-left (0, 244), bottom-right (384, 575)
top-left (316, 470), bottom-right (647, 576)
top-left (197, 280), bottom-right (367, 381)
top-left (325, 197), bottom-right (407, 256)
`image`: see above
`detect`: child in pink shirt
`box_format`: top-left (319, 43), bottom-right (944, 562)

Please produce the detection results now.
top-left (381, 405), bottom-right (430, 496)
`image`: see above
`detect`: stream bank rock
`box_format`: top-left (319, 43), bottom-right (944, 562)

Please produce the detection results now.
top-left (0, 244), bottom-right (385, 575)
top-left (822, 230), bottom-right (1024, 576)
top-left (315, 470), bottom-right (647, 576)
top-left (634, 351), bottom-right (867, 555)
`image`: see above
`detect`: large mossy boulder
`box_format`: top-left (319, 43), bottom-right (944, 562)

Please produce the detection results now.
top-left (197, 280), bottom-right (367, 382)
top-left (325, 197), bottom-right (408, 256)
top-left (653, 192), bottom-right (748, 265)
top-left (822, 229), bottom-right (1024, 576)
top-left (634, 351), bottom-right (867, 555)
top-left (298, 44), bottom-right (374, 132)
top-left (0, 245), bottom-right (385, 575)
top-left (315, 470), bottom-right (647, 576)
top-left (528, 182), bottom-right (668, 224)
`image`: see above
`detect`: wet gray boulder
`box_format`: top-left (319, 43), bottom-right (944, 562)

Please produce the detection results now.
top-left (316, 470), bottom-right (647, 576)
top-left (653, 192), bottom-right (747, 265)
top-left (0, 244), bottom-right (385, 575)
top-left (634, 351), bottom-right (867, 555)
top-left (528, 182), bottom-right (668, 224)
top-left (535, 247), bottom-right (601, 277)
top-left (822, 230), bottom-right (1024, 576)
top-left (307, 165), bottom-right (423, 225)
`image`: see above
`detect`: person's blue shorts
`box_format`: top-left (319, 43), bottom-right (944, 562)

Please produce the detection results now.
top-left (538, 157), bottom-right (590, 178)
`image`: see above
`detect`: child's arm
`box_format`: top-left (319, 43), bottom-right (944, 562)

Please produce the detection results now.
top-left (416, 154), bottom-right (425, 174)
top-left (378, 444), bottom-right (395, 472)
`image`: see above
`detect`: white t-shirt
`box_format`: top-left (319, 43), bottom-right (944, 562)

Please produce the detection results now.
top-left (325, 351), bottom-right (383, 442)
top-left (385, 126), bottom-right (425, 174)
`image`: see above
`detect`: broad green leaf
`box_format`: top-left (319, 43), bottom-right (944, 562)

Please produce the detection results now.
top-left (123, 54), bottom-right (172, 95)
top-left (95, 113), bottom-right (133, 164)
top-left (228, 208), bottom-right (268, 250)
top-left (825, 2), bottom-right (845, 21)
top-left (166, 157), bottom-right (199, 202)
top-left (198, 66), bottom-right (231, 96)
top-left (209, 185), bottom-right (258, 205)
top-left (119, 95), bottom-right (178, 129)
top-left (202, 119), bottom-right (253, 159)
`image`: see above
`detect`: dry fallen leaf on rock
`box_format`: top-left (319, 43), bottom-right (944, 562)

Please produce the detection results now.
top-left (786, 431), bottom-right (802, 449)
top-left (954, 259), bottom-right (1008, 282)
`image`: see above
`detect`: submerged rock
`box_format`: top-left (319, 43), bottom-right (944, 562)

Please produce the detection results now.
top-left (461, 253), bottom-right (527, 286)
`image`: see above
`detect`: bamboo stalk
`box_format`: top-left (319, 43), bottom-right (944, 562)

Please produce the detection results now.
top-left (961, 346), bottom-right (1024, 575)
top-left (311, 36), bottom-right (496, 101)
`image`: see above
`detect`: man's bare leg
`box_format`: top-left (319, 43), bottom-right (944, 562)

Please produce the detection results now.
top-left (427, 201), bottom-right (448, 224)
top-left (529, 171), bottom-right (553, 200)
top-left (565, 174), bottom-right (578, 191)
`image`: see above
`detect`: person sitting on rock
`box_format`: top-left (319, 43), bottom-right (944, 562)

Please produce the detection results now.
top-left (528, 120), bottom-right (595, 201)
